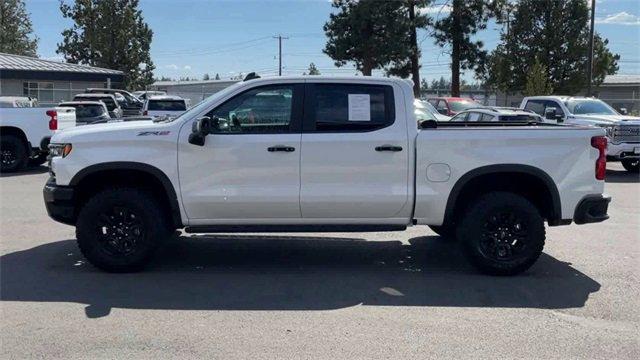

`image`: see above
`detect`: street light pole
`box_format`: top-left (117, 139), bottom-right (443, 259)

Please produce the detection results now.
top-left (587, 0), bottom-right (596, 96)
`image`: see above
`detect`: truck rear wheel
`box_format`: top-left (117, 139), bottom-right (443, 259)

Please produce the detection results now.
top-left (457, 192), bottom-right (545, 276)
top-left (76, 188), bottom-right (170, 272)
top-left (621, 159), bottom-right (639, 173)
top-left (0, 135), bottom-right (28, 173)
top-left (28, 152), bottom-right (48, 167)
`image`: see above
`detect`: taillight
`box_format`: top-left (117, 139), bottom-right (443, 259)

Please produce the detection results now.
top-left (591, 136), bottom-right (607, 180)
top-left (46, 110), bottom-right (58, 130)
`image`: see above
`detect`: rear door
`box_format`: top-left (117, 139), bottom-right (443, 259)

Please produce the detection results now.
top-left (299, 82), bottom-right (410, 220)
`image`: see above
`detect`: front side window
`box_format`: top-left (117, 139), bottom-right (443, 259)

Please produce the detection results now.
top-left (525, 100), bottom-right (564, 117)
top-left (309, 84), bottom-right (393, 132)
top-left (450, 113), bottom-right (467, 121)
top-left (207, 85), bottom-right (294, 134)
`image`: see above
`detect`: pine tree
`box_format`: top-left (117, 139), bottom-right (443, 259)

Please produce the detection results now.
top-left (203, 73), bottom-right (210, 80)
top-left (433, 0), bottom-right (495, 96)
top-left (0, 0), bottom-right (38, 56)
top-left (304, 63), bottom-right (321, 75)
top-left (215, 73), bottom-right (220, 80)
top-left (485, 0), bottom-right (618, 94)
top-left (523, 59), bottom-right (553, 96)
top-left (57, 0), bottom-right (155, 89)
top-left (323, 0), bottom-right (415, 76)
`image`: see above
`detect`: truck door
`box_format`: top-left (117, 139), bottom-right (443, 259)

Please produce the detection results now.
top-left (299, 83), bottom-right (410, 219)
top-left (178, 84), bottom-right (304, 221)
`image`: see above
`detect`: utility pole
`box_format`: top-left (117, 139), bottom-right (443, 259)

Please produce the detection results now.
top-left (587, 0), bottom-right (596, 96)
top-left (273, 34), bottom-right (289, 76)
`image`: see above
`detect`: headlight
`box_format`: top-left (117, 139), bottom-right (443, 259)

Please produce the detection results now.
top-left (596, 124), bottom-right (614, 137)
top-left (49, 143), bottom-right (73, 158)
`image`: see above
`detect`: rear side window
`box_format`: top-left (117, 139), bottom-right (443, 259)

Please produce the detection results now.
top-left (148, 100), bottom-right (186, 111)
top-left (481, 113), bottom-right (495, 121)
top-left (307, 84), bottom-right (394, 132)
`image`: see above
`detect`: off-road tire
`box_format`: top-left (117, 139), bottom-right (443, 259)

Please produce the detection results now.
top-left (457, 192), bottom-right (545, 276)
top-left (76, 188), bottom-right (171, 272)
top-left (0, 135), bottom-right (28, 173)
top-left (621, 159), bottom-right (639, 173)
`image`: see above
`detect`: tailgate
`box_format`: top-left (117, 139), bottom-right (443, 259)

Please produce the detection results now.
top-left (54, 106), bottom-right (76, 130)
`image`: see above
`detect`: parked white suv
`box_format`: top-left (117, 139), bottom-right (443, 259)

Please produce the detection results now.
top-left (44, 76), bottom-right (610, 275)
top-left (521, 96), bottom-right (640, 172)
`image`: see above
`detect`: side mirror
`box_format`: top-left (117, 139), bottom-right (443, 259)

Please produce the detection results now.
top-left (545, 107), bottom-right (563, 122)
top-left (188, 116), bottom-right (212, 146)
top-left (619, 107), bottom-right (628, 115)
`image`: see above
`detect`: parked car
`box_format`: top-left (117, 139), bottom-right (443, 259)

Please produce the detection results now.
top-left (133, 90), bottom-right (167, 101)
top-left (58, 101), bottom-right (111, 125)
top-left (44, 76), bottom-right (610, 275)
top-left (414, 99), bottom-right (450, 123)
top-left (73, 93), bottom-right (123, 119)
top-left (521, 96), bottom-right (640, 172)
top-left (85, 88), bottom-right (143, 116)
top-left (449, 107), bottom-right (544, 123)
top-left (143, 95), bottom-right (187, 118)
top-left (0, 106), bottom-right (75, 172)
top-left (427, 97), bottom-right (482, 116)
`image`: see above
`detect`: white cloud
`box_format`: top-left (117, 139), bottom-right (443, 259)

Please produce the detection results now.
top-left (419, 4), bottom-right (452, 17)
top-left (183, 65), bottom-right (192, 70)
top-left (164, 64), bottom-right (179, 70)
top-left (596, 11), bottom-right (640, 25)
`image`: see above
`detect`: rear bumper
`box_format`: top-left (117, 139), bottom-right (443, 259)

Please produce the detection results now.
top-left (573, 195), bottom-right (611, 225)
top-left (43, 177), bottom-right (75, 225)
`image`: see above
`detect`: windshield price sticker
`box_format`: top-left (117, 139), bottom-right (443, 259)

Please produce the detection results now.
top-left (348, 94), bottom-right (371, 121)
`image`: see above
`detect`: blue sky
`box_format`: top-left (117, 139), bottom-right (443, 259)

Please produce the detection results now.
top-left (26, 0), bottom-right (640, 82)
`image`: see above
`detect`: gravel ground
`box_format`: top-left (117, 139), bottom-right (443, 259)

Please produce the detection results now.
top-left (1, 163), bottom-right (638, 359)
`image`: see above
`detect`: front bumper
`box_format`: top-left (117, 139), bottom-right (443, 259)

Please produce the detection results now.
top-left (573, 195), bottom-right (611, 225)
top-left (43, 177), bottom-right (75, 225)
top-left (607, 141), bottom-right (640, 160)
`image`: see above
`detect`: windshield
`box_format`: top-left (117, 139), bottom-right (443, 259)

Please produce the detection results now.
top-left (565, 99), bottom-right (618, 115)
top-left (449, 100), bottom-right (480, 112)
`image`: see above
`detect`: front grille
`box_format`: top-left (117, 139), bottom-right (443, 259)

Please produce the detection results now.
top-left (612, 125), bottom-right (640, 144)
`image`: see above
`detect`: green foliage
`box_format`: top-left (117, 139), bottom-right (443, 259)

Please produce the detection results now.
top-left (432, 0), bottom-right (496, 96)
top-left (0, 0), bottom-right (38, 56)
top-left (484, 0), bottom-right (619, 94)
top-left (57, 0), bottom-right (155, 90)
top-left (203, 73), bottom-right (210, 80)
top-left (304, 62), bottom-right (321, 75)
top-left (523, 59), bottom-right (553, 96)
top-left (323, 0), bottom-right (427, 76)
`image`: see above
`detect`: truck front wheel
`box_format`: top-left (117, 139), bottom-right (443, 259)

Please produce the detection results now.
top-left (0, 135), bottom-right (28, 173)
top-left (621, 159), bottom-right (639, 173)
top-left (76, 188), bottom-right (171, 272)
top-left (457, 192), bottom-right (545, 276)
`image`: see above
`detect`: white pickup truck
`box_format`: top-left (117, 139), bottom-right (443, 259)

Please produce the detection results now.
top-left (44, 76), bottom-right (610, 275)
top-left (521, 96), bottom-right (640, 172)
top-left (0, 106), bottom-right (76, 172)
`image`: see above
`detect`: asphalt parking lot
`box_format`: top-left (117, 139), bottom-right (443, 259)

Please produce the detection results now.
top-left (0, 163), bottom-right (638, 359)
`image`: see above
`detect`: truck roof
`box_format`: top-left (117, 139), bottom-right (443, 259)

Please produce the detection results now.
top-left (147, 95), bottom-right (185, 101)
top-left (522, 95), bottom-right (597, 101)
